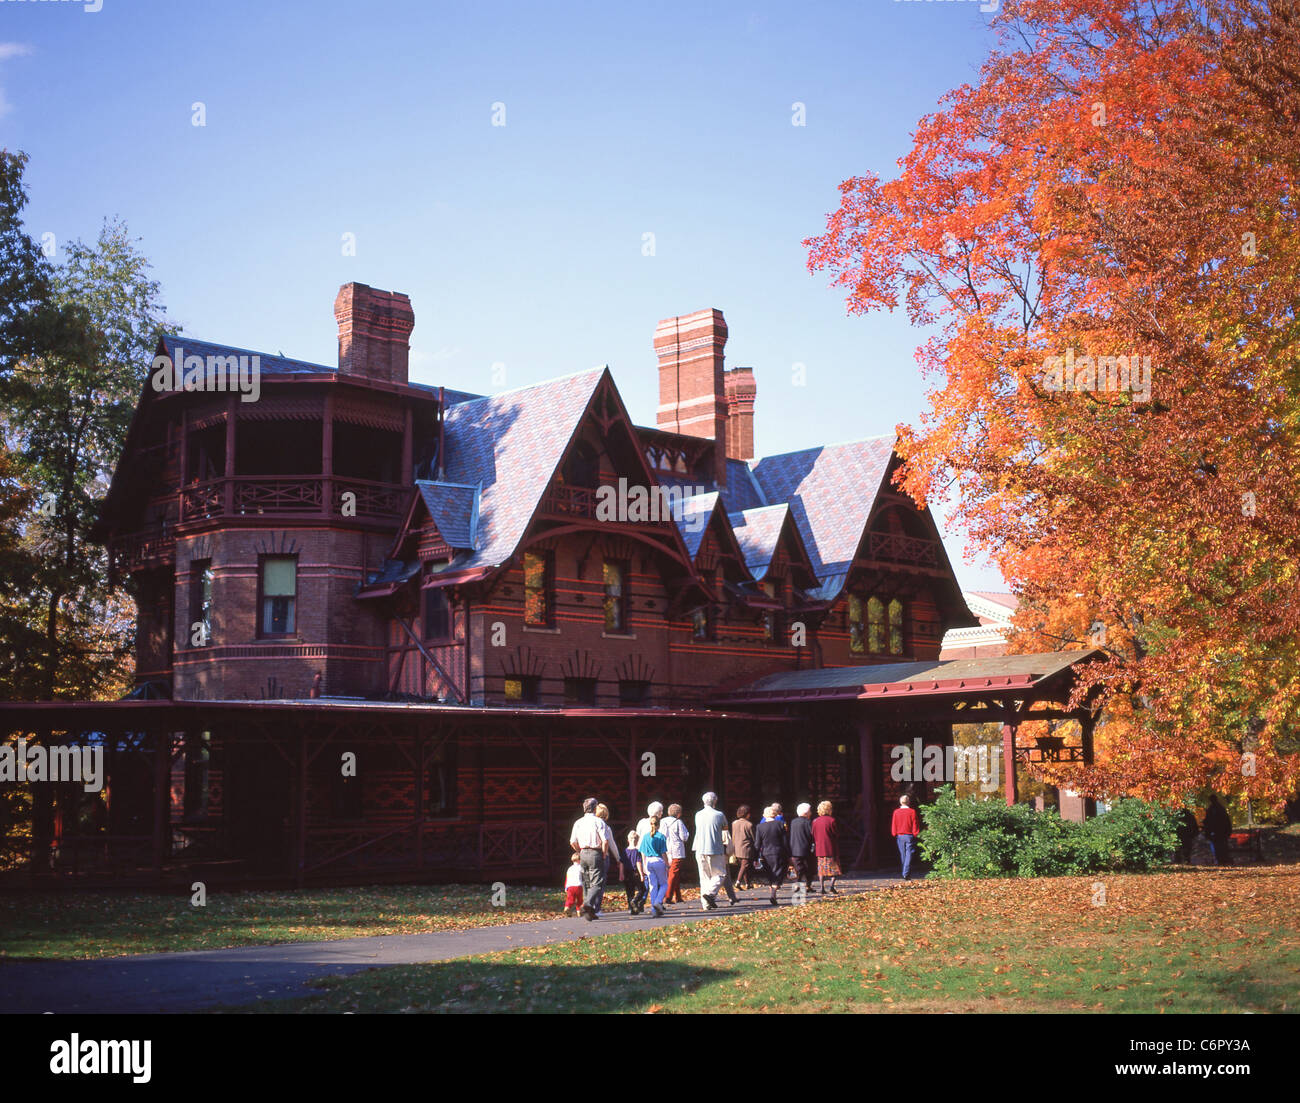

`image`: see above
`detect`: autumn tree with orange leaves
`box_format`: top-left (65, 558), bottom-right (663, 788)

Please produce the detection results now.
top-left (807, 0), bottom-right (1300, 810)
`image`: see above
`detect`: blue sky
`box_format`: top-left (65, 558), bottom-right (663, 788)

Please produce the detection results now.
top-left (1, 0), bottom-right (1005, 589)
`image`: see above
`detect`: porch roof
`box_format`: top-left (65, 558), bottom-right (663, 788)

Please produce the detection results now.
top-left (714, 649), bottom-right (1102, 704)
top-left (0, 698), bottom-right (796, 729)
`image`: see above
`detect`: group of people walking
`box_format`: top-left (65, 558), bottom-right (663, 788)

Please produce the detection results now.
top-left (566, 793), bottom-right (844, 919)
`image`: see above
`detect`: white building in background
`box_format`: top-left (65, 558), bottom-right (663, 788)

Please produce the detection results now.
top-left (940, 591), bottom-right (1018, 659)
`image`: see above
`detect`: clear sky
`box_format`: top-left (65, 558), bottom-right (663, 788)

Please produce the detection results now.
top-left (1, 0), bottom-right (1006, 590)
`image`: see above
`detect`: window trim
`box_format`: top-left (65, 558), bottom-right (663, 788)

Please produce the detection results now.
top-left (522, 549), bottom-right (555, 628)
top-left (257, 554), bottom-right (298, 639)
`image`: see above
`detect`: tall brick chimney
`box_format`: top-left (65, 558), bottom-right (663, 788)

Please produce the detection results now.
top-left (724, 366), bottom-right (756, 461)
top-left (333, 282), bottom-right (415, 385)
top-left (654, 308), bottom-right (728, 488)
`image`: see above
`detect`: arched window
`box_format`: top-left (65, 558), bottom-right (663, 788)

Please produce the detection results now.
top-left (888, 597), bottom-right (905, 655)
top-left (867, 597), bottom-right (886, 653)
top-left (848, 594), bottom-right (864, 654)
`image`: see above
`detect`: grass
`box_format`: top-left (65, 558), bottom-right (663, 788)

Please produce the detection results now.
top-left (233, 864), bottom-right (1300, 1013)
top-left (0, 881), bottom-right (661, 960)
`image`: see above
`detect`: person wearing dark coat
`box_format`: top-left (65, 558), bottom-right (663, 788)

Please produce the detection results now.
top-left (1203, 795), bottom-right (1234, 866)
top-left (1174, 807), bottom-right (1199, 863)
top-left (789, 803), bottom-right (816, 893)
top-left (755, 812), bottom-right (791, 906)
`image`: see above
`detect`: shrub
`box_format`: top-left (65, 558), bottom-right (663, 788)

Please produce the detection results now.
top-left (917, 786), bottom-right (1179, 879)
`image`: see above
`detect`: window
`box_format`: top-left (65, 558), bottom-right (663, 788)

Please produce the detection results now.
top-left (183, 730), bottom-right (210, 821)
top-left (762, 579), bottom-right (785, 644)
top-left (868, 596), bottom-right (886, 653)
top-left (422, 587), bottom-right (452, 643)
top-left (523, 550), bottom-right (553, 627)
top-left (563, 677), bottom-right (598, 706)
top-left (189, 559), bottom-right (213, 647)
top-left (504, 675), bottom-right (541, 704)
top-left (603, 559), bottom-right (628, 632)
top-left (426, 739), bottom-right (458, 818)
top-left (848, 594), bottom-right (864, 654)
top-left (259, 556), bottom-right (296, 637)
top-left (692, 569), bottom-right (716, 640)
top-left (888, 597), bottom-right (905, 655)
top-left (619, 679), bottom-right (651, 705)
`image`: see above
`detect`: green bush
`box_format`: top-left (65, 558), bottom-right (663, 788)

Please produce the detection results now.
top-left (917, 786), bottom-right (1179, 879)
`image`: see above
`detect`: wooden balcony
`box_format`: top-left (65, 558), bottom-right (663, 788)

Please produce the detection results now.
top-left (539, 484), bottom-right (599, 519)
top-left (178, 476), bottom-right (406, 523)
top-left (866, 531), bottom-right (940, 566)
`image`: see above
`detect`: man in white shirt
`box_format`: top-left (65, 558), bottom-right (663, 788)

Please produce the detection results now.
top-left (693, 792), bottom-right (733, 911)
top-left (660, 804), bottom-right (691, 904)
top-left (568, 797), bottom-right (609, 921)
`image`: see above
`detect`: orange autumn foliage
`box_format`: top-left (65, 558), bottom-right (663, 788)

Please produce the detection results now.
top-left (806, 0), bottom-right (1300, 808)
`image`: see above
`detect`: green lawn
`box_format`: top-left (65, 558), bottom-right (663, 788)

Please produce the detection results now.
top-left (0, 883), bottom-right (574, 960)
top-left (235, 864), bottom-right (1300, 1013)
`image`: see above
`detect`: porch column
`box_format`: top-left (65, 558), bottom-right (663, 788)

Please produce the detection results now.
top-left (414, 729), bottom-right (424, 870)
top-left (321, 391), bottom-right (334, 519)
top-left (152, 730), bottom-right (172, 884)
top-left (224, 394), bottom-right (237, 515)
top-left (859, 719), bottom-right (878, 869)
top-left (1002, 718), bottom-right (1019, 806)
top-left (1080, 711), bottom-right (1097, 818)
top-left (293, 728), bottom-right (308, 887)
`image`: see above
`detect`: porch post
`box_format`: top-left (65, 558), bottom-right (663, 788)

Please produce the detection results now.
top-left (414, 727), bottom-right (424, 870)
top-left (224, 394), bottom-right (237, 515)
top-left (294, 727), bottom-right (307, 887)
top-left (152, 729), bottom-right (171, 884)
top-left (1002, 718), bottom-right (1019, 806)
top-left (1080, 711), bottom-right (1096, 817)
top-left (859, 719), bottom-right (878, 869)
top-left (321, 391), bottom-right (334, 520)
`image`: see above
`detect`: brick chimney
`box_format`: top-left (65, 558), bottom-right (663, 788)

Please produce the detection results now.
top-left (654, 308), bottom-right (728, 487)
top-left (333, 282), bottom-right (415, 385)
top-left (724, 366), bottom-right (756, 461)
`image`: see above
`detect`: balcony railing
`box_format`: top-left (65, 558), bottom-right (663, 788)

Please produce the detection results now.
top-left (540, 484), bottom-right (599, 519)
top-left (866, 531), bottom-right (940, 566)
top-left (178, 476), bottom-right (406, 523)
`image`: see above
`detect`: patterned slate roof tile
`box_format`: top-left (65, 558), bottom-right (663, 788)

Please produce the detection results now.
top-left (440, 368), bottom-right (607, 572)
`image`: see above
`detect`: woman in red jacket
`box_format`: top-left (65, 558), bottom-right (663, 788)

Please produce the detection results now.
top-left (811, 801), bottom-right (841, 894)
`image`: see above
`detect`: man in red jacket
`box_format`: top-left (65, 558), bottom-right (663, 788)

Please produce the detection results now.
top-left (891, 794), bottom-right (921, 880)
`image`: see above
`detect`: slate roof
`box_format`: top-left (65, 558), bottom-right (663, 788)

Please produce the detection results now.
top-left (416, 480), bottom-right (479, 550)
top-left (438, 368), bottom-right (607, 572)
top-left (673, 492), bottom-right (719, 559)
top-left (158, 336), bottom-right (483, 402)
top-left (750, 436), bottom-right (895, 583)
top-left (726, 503), bottom-right (790, 580)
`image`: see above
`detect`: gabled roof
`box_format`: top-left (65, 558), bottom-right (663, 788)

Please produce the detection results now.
top-left (750, 436), bottom-right (895, 584)
top-left (673, 492), bottom-right (718, 559)
top-left (439, 368), bottom-right (608, 572)
top-left (416, 480), bottom-right (479, 550)
top-left (726, 503), bottom-right (790, 580)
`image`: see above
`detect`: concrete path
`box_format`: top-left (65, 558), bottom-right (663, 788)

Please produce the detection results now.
top-left (0, 875), bottom-right (899, 1013)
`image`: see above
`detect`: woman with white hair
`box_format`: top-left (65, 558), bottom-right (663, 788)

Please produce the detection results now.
top-left (635, 801), bottom-right (665, 841)
top-left (754, 805), bottom-right (791, 906)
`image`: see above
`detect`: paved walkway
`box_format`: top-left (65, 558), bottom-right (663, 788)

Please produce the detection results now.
top-left (0, 875), bottom-right (899, 1012)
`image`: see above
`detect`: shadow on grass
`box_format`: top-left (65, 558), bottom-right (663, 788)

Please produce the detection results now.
top-left (241, 959), bottom-right (739, 1014)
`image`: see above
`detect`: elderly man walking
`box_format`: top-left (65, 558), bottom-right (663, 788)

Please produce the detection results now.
top-left (693, 792), bottom-right (733, 911)
top-left (569, 797), bottom-right (610, 920)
